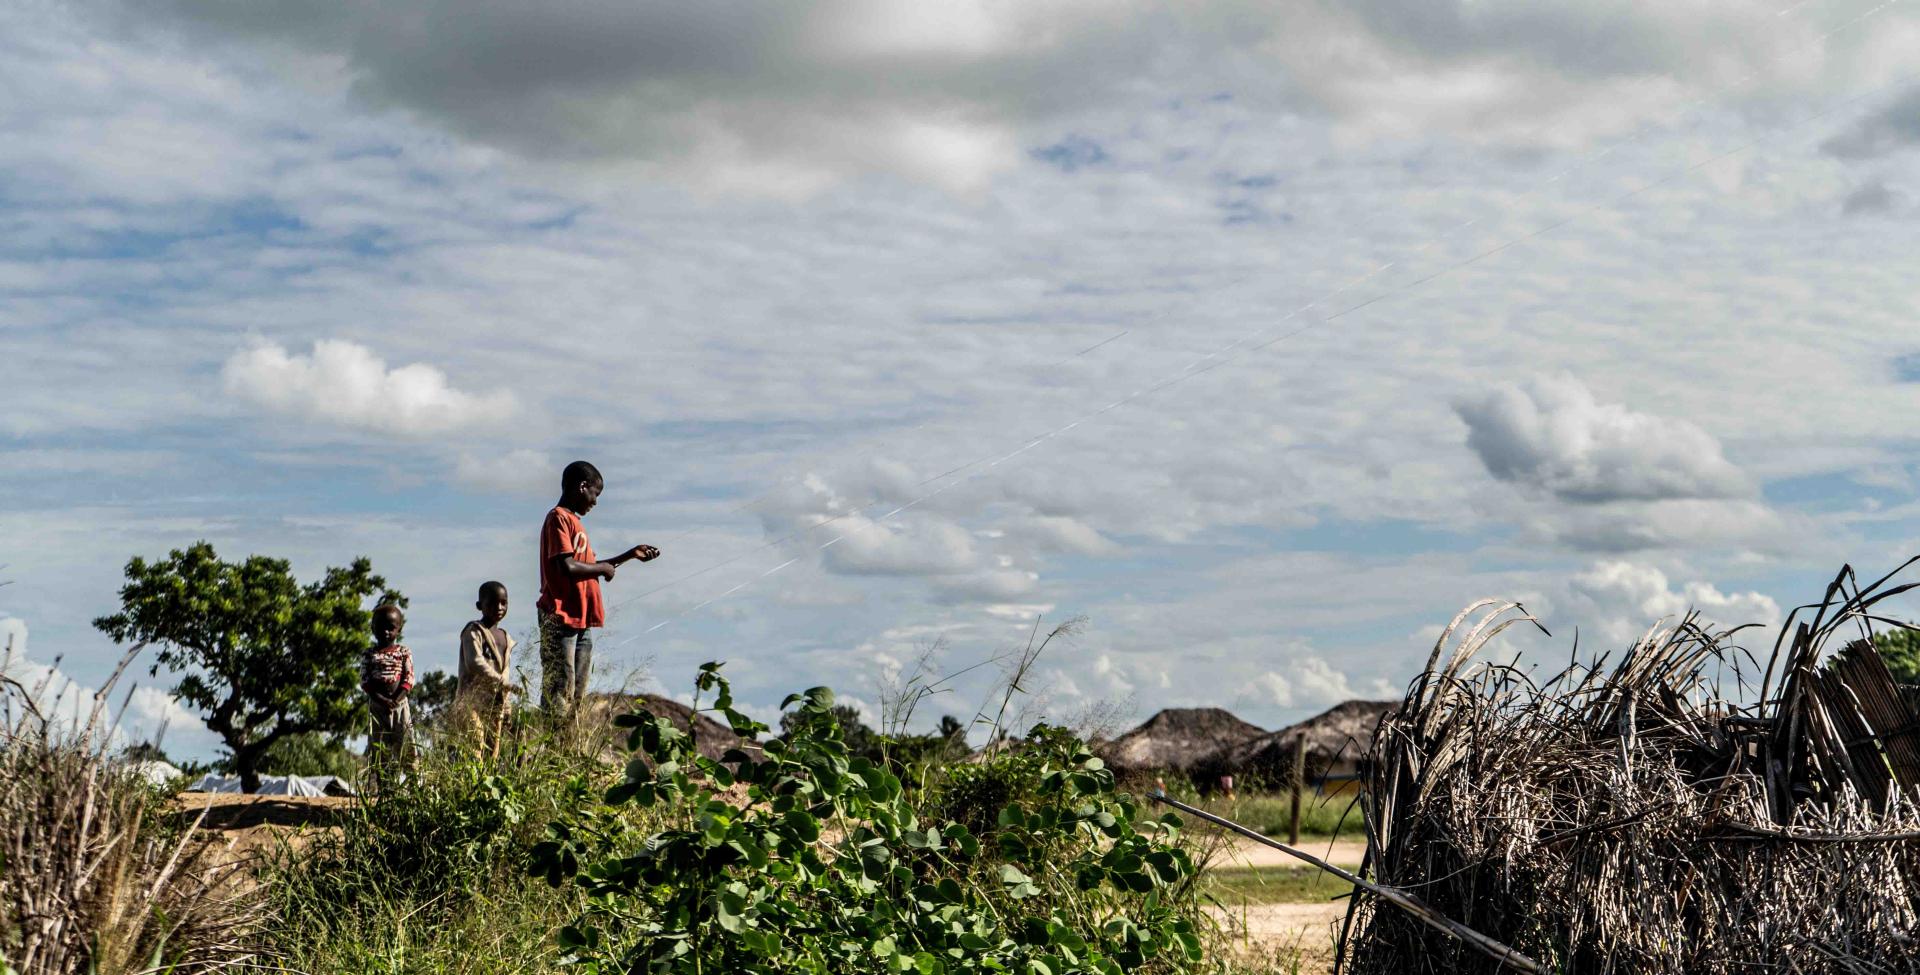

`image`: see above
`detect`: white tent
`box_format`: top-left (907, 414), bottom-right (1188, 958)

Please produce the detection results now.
top-left (189, 773), bottom-right (355, 796)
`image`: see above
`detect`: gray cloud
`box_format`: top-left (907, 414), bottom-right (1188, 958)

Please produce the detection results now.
top-left (1534, 499), bottom-right (1794, 555)
top-left (95, 0), bottom-right (1896, 193)
top-left (1335, 0), bottom-right (1769, 80)
top-left (1842, 179), bottom-right (1902, 216)
top-left (112, 0), bottom-right (1168, 193)
top-left (1823, 86), bottom-right (1920, 160)
top-left (1455, 374), bottom-right (1753, 505)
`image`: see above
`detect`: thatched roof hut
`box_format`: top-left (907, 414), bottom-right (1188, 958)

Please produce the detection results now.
top-left (1202, 699), bottom-right (1396, 785)
top-left (1100, 707), bottom-right (1265, 774)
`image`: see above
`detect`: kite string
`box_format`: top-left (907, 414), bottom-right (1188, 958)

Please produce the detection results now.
top-left (605, 0), bottom-right (1878, 625)
top-left (617, 45), bottom-right (1916, 648)
top-left (608, 0), bottom-right (1902, 642)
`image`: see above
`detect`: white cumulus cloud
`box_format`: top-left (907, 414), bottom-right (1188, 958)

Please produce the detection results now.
top-left (1254, 655), bottom-right (1390, 711)
top-left (1555, 560), bottom-right (1780, 649)
top-left (0, 616), bottom-right (221, 756)
top-left (223, 339), bottom-right (515, 436)
top-left (1456, 373), bottom-right (1752, 504)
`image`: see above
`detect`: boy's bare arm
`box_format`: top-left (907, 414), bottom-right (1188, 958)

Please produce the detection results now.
top-left (553, 546), bottom-right (657, 581)
top-left (606, 545), bottom-right (660, 566)
top-left (553, 552), bottom-right (617, 581)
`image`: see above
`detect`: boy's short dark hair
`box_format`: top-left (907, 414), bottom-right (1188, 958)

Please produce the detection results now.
top-left (478, 580), bottom-right (508, 600)
top-left (561, 460), bottom-right (603, 490)
top-left (373, 602), bottom-right (405, 620)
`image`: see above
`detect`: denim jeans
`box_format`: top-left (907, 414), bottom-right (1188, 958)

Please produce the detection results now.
top-left (539, 611), bottom-right (594, 719)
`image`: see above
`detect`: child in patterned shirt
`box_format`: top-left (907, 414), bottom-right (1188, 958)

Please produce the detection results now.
top-left (361, 603), bottom-right (414, 767)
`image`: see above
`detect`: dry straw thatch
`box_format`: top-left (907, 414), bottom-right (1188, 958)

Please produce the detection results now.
top-left (1200, 699), bottom-right (1397, 787)
top-left (0, 645), bottom-right (262, 975)
top-left (1341, 561), bottom-right (1920, 974)
top-left (1102, 707), bottom-right (1266, 775)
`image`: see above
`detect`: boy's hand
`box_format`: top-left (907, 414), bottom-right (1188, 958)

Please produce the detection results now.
top-left (626, 544), bottom-right (660, 563)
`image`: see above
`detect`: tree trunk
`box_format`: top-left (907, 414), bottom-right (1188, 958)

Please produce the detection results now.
top-left (234, 741), bottom-right (263, 794)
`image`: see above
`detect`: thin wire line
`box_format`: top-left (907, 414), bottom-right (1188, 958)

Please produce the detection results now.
top-left (654, 327), bottom-right (1131, 551)
top-left (604, 0), bottom-right (1893, 621)
top-left (617, 54), bottom-right (1918, 648)
top-left (605, 0), bottom-right (1904, 642)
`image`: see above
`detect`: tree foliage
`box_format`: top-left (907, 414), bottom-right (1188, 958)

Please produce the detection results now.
top-left (1873, 627), bottom-right (1920, 684)
top-left (92, 541), bottom-right (402, 792)
top-left (258, 732), bottom-right (361, 780)
top-left (411, 670), bottom-right (459, 726)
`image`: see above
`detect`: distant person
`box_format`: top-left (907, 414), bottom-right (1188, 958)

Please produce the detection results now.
top-left (361, 603), bottom-right (414, 769)
top-left (452, 581), bottom-right (518, 756)
top-left (538, 460), bottom-right (660, 723)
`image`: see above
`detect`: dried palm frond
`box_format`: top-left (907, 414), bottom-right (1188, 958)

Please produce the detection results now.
top-left (1342, 563), bottom-right (1920, 975)
top-left (0, 645), bottom-right (265, 975)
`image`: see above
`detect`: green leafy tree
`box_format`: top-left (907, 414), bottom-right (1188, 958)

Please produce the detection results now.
top-left (411, 669), bottom-right (459, 726)
top-left (93, 541), bottom-right (402, 792)
top-left (780, 702), bottom-right (880, 760)
top-left (1874, 627), bottom-right (1920, 683)
top-left (258, 731), bottom-right (361, 779)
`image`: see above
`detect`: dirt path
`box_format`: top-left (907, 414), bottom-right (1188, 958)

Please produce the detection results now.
top-left (1215, 836), bottom-right (1366, 870)
top-left (1213, 901), bottom-right (1345, 974)
top-left (1206, 836), bottom-right (1363, 974)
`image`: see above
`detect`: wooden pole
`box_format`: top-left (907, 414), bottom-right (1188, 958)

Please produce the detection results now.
top-left (1289, 735), bottom-right (1306, 847)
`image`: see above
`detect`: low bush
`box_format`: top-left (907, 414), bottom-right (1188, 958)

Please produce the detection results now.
top-left (533, 663), bottom-right (1213, 975)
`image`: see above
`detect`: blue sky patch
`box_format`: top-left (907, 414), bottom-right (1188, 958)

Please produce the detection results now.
top-left (1031, 136), bottom-right (1109, 172)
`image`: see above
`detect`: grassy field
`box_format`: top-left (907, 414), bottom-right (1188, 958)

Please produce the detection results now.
top-left (1206, 866), bottom-right (1355, 907)
top-left (1192, 791), bottom-right (1369, 839)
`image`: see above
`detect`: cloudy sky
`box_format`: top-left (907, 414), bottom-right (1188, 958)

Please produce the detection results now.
top-left (6, 0), bottom-right (1920, 758)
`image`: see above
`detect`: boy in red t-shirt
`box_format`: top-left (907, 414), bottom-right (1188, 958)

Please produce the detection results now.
top-left (538, 460), bottom-right (659, 722)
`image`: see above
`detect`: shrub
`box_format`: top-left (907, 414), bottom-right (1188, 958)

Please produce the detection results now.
top-left (533, 663), bottom-right (1211, 975)
top-left (266, 722), bottom-right (623, 974)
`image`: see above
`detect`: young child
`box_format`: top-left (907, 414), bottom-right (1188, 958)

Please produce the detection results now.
top-left (362, 603), bottom-right (414, 767)
top-left (452, 581), bottom-right (517, 756)
top-left (538, 460), bottom-right (659, 722)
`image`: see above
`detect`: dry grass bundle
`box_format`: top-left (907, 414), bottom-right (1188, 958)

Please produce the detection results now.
top-left (0, 646), bottom-right (263, 975)
top-left (1342, 563), bottom-right (1920, 975)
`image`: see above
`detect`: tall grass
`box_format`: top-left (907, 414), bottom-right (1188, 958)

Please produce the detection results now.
top-left (0, 646), bottom-right (261, 975)
top-left (263, 721), bottom-right (649, 975)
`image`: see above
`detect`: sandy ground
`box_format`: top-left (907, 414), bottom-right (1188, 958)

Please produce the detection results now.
top-left (1207, 836), bottom-right (1364, 975)
top-left (173, 791), bottom-right (352, 875)
top-left (1213, 837), bottom-right (1366, 871)
top-left (1215, 901), bottom-right (1346, 975)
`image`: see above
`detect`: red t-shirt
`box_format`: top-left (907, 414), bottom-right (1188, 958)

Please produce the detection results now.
top-left (538, 506), bottom-right (604, 628)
